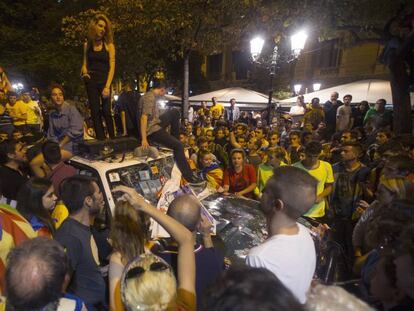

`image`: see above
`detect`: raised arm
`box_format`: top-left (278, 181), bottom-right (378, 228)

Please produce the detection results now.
top-left (112, 186), bottom-right (195, 294)
top-left (229, 130), bottom-right (241, 149)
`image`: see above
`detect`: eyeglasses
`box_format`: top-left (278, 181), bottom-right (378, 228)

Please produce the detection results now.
top-left (125, 262), bottom-right (170, 280)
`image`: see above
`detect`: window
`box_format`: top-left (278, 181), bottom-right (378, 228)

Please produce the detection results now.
top-left (207, 53), bottom-right (222, 80)
top-left (313, 39), bottom-right (342, 68)
top-left (232, 51), bottom-right (249, 80)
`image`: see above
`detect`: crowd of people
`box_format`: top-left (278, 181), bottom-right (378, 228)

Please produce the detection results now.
top-left (1, 75), bottom-right (414, 311)
top-left (0, 11), bottom-right (414, 311)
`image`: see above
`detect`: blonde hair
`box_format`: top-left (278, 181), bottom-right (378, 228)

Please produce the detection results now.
top-left (306, 284), bottom-right (375, 311)
top-left (87, 14), bottom-right (113, 44)
top-left (122, 254), bottom-right (177, 311)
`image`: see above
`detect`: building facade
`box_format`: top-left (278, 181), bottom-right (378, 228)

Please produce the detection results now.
top-left (202, 36), bottom-right (390, 96)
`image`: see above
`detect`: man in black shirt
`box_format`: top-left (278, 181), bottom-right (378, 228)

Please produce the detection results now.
top-left (0, 139), bottom-right (28, 205)
top-left (55, 175), bottom-right (106, 310)
top-left (331, 142), bottom-right (370, 264)
top-left (119, 82), bottom-right (140, 138)
top-left (324, 91), bottom-right (343, 137)
top-left (5, 237), bottom-right (88, 310)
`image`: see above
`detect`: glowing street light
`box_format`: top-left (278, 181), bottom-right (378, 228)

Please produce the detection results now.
top-left (250, 31), bottom-right (307, 124)
top-left (158, 99), bottom-right (168, 109)
top-left (250, 37), bottom-right (265, 62)
top-left (12, 82), bottom-right (24, 91)
top-left (113, 94), bottom-right (119, 101)
top-left (291, 30), bottom-right (308, 58)
top-left (313, 83), bottom-right (322, 92)
top-left (294, 84), bottom-right (302, 94)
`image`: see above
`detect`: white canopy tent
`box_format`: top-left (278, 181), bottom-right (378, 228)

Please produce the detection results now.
top-left (278, 79), bottom-right (393, 107)
top-left (189, 87), bottom-right (274, 109)
top-left (164, 94), bottom-right (181, 101)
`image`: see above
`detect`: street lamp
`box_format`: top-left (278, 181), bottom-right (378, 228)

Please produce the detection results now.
top-left (313, 83), bottom-right (322, 92)
top-left (294, 84), bottom-right (302, 94)
top-left (250, 37), bottom-right (265, 62)
top-left (250, 30), bottom-right (307, 125)
top-left (291, 30), bottom-right (308, 58)
top-left (250, 36), bottom-right (277, 125)
top-left (12, 82), bottom-right (24, 92)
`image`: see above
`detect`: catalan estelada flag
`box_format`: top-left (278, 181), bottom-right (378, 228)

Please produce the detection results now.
top-left (0, 204), bottom-right (37, 294)
top-left (201, 163), bottom-right (224, 190)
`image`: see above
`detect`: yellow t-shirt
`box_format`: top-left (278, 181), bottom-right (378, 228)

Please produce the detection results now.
top-left (210, 104), bottom-right (224, 119)
top-left (16, 100), bottom-right (40, 125)
top-left (293, 160), bottom-right (334, 218)
top-left (6, 101), bottom-right (29, 126)
top-left (51, 202), bottom-right (69, 229)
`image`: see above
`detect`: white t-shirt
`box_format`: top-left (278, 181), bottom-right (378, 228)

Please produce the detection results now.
top-left (188, 106), bottom-right (194, 123)
top-left (336, 105), bottom-right (352, 131)
top-left (289, 105), bottom-right (305, 116)
top-left (246, 223), bottom-right (316, 304)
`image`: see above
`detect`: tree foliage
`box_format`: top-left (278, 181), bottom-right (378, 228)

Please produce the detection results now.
top-left (61, 0), bottom-right (254, 79)
top-left (0, 0), bottom-right (98, 95)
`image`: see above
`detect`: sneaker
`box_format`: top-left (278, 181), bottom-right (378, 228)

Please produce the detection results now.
top-left (187, 173), bottom-right (206, 187)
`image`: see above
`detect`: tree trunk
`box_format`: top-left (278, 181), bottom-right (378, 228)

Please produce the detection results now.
top-left (182, 53), bottom-right (190, 121)
top-left (389, 70), bottom-right (412, 134)
top-left (388, 34), bottom-right (414, 134)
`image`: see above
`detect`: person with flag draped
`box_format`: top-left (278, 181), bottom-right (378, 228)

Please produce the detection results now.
top-left (0, 179), bottom-right (37, 295)
top-left (198, 149), bottom-right (224, 191)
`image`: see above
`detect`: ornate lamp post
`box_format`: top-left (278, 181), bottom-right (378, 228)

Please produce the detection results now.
top-left (251, 30), bottom-right (308, 125)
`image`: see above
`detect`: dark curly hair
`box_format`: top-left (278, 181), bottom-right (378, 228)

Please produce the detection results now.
top-left (202, 265), bottom-right (304, 311)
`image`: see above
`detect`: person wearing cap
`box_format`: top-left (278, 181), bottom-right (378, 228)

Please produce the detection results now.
top-left (16, 88), bottom-right (43, 134)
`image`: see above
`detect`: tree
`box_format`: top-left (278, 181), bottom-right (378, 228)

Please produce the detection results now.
top-left (0, 0), bottom-right (98, 95)
top-left (62, 0), bottom-right (255, 116)
top-left (248, 0), bottom-right (414, 134)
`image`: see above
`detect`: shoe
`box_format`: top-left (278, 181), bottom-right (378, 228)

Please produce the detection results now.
top-left (187, 173), bottom-right (206, 187)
